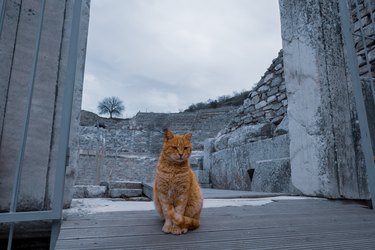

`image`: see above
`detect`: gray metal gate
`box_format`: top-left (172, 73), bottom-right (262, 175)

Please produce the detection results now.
top-left (339, 0), bottom-right (375, 207)
top-left (0, 0), bottom-right (83, 248)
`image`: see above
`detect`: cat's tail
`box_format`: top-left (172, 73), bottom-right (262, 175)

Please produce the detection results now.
top-left (168, 209), bottom-right (200, 230)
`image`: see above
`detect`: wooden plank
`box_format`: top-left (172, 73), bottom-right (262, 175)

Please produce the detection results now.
top-left (58, 226), bottom-right (375, 246)
top-left (59, 209), bottom-right (375, 235)
top-left (61, 200), bottom-right (373, 227)
top-left (56, 227), bottom-right (375, 249)
top-left (56, 199), bottom-right (375, 250)
top-left (61, 206), bottom-right (372, 226)
top-left (202, 188), bottom-right (291, 199)
top-left (63, 199), bottom-right (371, 221)
top-left (59, 219), bottom-right (375, 240)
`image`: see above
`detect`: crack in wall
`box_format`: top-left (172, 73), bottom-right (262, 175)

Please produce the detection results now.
top-left (317, 0), bottom-right (341, 196)
top-left (43, 0), bottom-right (69, 210)
top-left (0, 0), bottom-right (22, 150)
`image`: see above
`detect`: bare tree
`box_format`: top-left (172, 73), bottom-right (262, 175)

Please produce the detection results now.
top-left (97, 96), bottom-right (125, 118)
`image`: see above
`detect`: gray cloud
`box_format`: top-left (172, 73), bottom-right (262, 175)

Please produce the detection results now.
top-left (82, 0), bottom-right (282, 118)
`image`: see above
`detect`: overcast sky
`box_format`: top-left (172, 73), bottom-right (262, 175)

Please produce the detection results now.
top-left (81, 0), bottom-right (282, 118)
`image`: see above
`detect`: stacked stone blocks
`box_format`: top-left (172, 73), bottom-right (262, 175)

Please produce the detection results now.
top-left (224, 50), bottom-right (286, 134)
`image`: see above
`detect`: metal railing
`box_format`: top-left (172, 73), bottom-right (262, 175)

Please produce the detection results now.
top-left (0, 0), bottom-right (83, 249)
top-left (339, 0), bottom-right (375, 208)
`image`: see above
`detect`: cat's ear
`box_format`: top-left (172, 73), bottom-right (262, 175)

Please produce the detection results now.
top-left (164, 128), bottom-right (174, 141)
top-left (184, 133), bottom-right (192, 141)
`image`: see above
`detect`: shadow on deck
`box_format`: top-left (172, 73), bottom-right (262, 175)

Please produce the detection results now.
top-left (56, 189), bottom-right (375, 249)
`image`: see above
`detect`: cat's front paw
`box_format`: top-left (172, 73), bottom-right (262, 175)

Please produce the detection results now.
top-left (170, 225), bottom-right (188, 235)
top-left (162, 224), bottom-right (173, 234)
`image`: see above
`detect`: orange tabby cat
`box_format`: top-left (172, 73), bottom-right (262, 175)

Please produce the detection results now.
top-left (153, 129), bottom-right (203, 235)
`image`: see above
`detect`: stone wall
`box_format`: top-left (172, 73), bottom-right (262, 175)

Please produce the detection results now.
top-left (203, 51), bottom-right (293, 193)
top-left (80, 106), bottom-right (236, 150)
top-left (76, 106), bottom-right (236, 185)
top-left (76, 126), bottom-right (160, 185)
top-left (223, 50), bottom-right (286, 134)
top-left (76, 151), bottom-right (158, 185)
top-left (205, 127), bottom-right (293, 192)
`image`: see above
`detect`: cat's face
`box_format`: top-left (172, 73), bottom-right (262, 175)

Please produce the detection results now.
top-left (163, 129), bottom-right (192, 163)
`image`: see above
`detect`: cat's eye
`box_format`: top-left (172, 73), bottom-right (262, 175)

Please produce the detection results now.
top-left (172, 146), bottom-right (178, 150)
top-left (184, 147), bottom-right (188, 150)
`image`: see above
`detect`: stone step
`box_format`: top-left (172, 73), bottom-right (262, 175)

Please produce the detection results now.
top-left (73, 185), bottom-right (107, 198)
top-left (199, 183), bottom-right (212, 188)
top-left (108, 181), bottom-right (142, 189)
top-left (109, 188), bottom-right (143, 198)
top-left (143, 182), bottom-right (154, 200)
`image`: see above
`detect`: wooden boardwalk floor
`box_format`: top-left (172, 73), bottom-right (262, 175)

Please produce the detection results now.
top-left (56, 198), bottom-right (375, 249)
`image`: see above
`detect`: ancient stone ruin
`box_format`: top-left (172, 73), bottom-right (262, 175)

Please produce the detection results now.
top-left (205, 50), bottom-right (291, 193)
top-left (76, 106), bottom-right (237, 197)
top-left (75, 0), bottom-right (375, 200)
top-left (1, 0), bottom-right (374, 246)
top-left (76, 50), bottom-right (291, 197)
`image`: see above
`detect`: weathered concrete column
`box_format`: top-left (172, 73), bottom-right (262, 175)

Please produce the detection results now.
top-left (0, 0), bottom-right (90, 211)
top-left (279, 0), bottom-right (369, 198)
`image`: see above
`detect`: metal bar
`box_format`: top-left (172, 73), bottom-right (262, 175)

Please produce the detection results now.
top-left (49, 1), bottom-right (82, 248)
top-left (52, 0), bottom-right (82, 216)
top-left (7, 224), bottom-right (14, 250)
top-left (363, 0), bottom-right (375, 100)
top-left (50, 220), bottom-right (61, 250)
top-left (0, 0), bottom-right (6, 38)
top-left (0, 210), bottom-right (58, 223)
top-left (354, 0), bottom-right (375, 102)
top-left (339, 0), bottom-right (375, 208)
top-left (7, 0), bottom-right (46, 249)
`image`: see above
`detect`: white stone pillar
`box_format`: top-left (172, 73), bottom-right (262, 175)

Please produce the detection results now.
top-left (279, 0), bottom-right (369, 198)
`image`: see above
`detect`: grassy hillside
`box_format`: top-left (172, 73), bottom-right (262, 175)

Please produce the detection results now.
top-left (185, 90), bottom-right (250, 112)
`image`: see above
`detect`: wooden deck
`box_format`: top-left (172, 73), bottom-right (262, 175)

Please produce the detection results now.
top-left (56, 198), bottom-right (375, 249)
